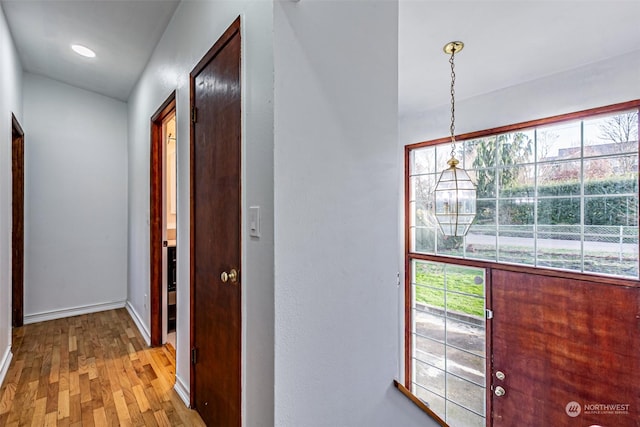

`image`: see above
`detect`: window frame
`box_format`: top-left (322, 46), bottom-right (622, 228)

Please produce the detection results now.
top-left (403, 100), bottom-right (640, 422)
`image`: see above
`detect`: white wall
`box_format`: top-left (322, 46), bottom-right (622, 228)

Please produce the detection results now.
top-left (22, 73), bottom-right (128, 322)
top-left (400, 49), bottom-right (640, 145)
top-left (273, 1), bottom-right (435, 426)
top-left (126, 1), bottom-right (274, 424)
top-left (0, 3), bottom-right (22, 384)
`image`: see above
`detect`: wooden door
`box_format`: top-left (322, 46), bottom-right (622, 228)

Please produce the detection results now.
top-left (490, 270), bottom-right (640, 426)
top-left (190, 17), bottom-right (241, 427)
top-left (12, 114), bottom-right (24, 328)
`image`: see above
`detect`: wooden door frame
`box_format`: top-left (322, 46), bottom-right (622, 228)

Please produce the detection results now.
top-left (189, 16), bottom-right (242, 409)
top-left (11, 113), bottom-right (24, 328)
top-left (150, 92), bottom-right (176, 347)
top-left (485, 267), bottom-right (494, 427)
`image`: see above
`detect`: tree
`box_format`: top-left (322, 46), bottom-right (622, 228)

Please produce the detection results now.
top-left (470, 132), bottom-right (533, 227)
top-left (598, 111), bottom-right (638, 144)
top-left (472, 132), bottom-right (533, 198)
top-left (597, 111), bottom-right (638, 177)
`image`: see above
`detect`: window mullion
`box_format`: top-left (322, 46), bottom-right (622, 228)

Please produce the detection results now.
top-left (580, 120), bottom-right (586, 273)
top-left (534, 128), bottom-right (538, 267)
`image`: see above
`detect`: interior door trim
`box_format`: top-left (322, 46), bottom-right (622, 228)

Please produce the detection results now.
top-left (150, 92), bottom-right (176, 347)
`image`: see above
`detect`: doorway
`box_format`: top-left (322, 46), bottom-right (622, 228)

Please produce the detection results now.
top-left (190, 17), bottom-right (242, 427)
top-left (408, 260), bottom-right (640, 426)
top-left (150, 93), bottom-right (177, 349)
top-left (11, 113), bottom-right (24, 328)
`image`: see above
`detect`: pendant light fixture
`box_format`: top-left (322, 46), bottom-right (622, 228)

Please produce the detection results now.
top-left (434, 41), bottom-right (476, 237)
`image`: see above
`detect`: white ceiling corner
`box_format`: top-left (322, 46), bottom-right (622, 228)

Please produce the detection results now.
top-left (1, 0), bottom-right (180, 102)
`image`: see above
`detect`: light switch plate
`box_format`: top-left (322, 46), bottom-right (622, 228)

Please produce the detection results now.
top-left (249, 206), bottom-right (260, 238)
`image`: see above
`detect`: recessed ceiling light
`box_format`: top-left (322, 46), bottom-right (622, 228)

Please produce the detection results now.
top-left (71, 44), bottom-right (96, 58)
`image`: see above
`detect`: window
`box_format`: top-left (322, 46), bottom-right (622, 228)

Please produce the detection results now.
top-left (411, 260), bottom-right (486, 426)
top-left (408, 107), bottom-right (639, 279)
top-left (405, 102), bottom-right (640, 426)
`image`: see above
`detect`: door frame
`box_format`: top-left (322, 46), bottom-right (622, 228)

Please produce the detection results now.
top-left (150, 92), bottom-right (176, 347)
top-left (189, 16), bottom-right (242, 410)
top-left (11, 113), bottom-right (24, 328)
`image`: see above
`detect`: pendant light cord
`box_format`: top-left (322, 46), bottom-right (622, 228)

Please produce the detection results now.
top-left (449, 48), bottom-right (457, 159)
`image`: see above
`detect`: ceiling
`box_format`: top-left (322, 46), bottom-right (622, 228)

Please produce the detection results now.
top-left (0, 0), bottom-right (179, 101)
top-left (1, 1), bottom-right (639, 108)
top-left (399, 0), bottom-right (640, 116)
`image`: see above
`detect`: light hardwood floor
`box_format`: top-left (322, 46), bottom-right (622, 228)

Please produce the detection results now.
top-left (0, 309), bottom-right (205, 426)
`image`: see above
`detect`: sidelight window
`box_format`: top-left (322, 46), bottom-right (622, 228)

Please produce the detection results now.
top-left (411, 261), bottom-right (486, 426)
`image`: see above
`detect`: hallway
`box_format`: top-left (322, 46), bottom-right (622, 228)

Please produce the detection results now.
top-left (0, 309), bottom-right (204, 426)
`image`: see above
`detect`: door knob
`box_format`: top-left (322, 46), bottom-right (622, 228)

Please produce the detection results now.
top-left (494, 386), bottom-right (506, 397)
top-left (495, 371), bottom-right (506, 381)
top-left (221, 269), bottom-right (238, 284)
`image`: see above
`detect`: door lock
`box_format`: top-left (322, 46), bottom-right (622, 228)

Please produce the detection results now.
top-left (221, 268), bottom-right (239, 284)
top-left (495, 371), bottom-right (506, 381)
top-left (494, 386), bottom-right (506, 397)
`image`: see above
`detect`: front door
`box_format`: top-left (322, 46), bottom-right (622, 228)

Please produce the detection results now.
top-left (190, 17), bottom-right (242, 427)
top-left (490, 270), bottom-right (640, 426)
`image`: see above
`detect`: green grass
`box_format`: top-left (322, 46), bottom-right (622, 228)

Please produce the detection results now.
top-left (413, 247), bottom-right (639, 319)
top-left (414, 263), bottom-right (485, 317)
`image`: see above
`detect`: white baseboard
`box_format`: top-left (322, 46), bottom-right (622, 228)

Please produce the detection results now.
top-left (174, 373), bottom-right (191, 407)
top-left (126, 301), bottom-right (151, 346)
top-left (24, 300), bottom-right (127, 325)
top-left (0, 346), bottom-right (12, 386)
